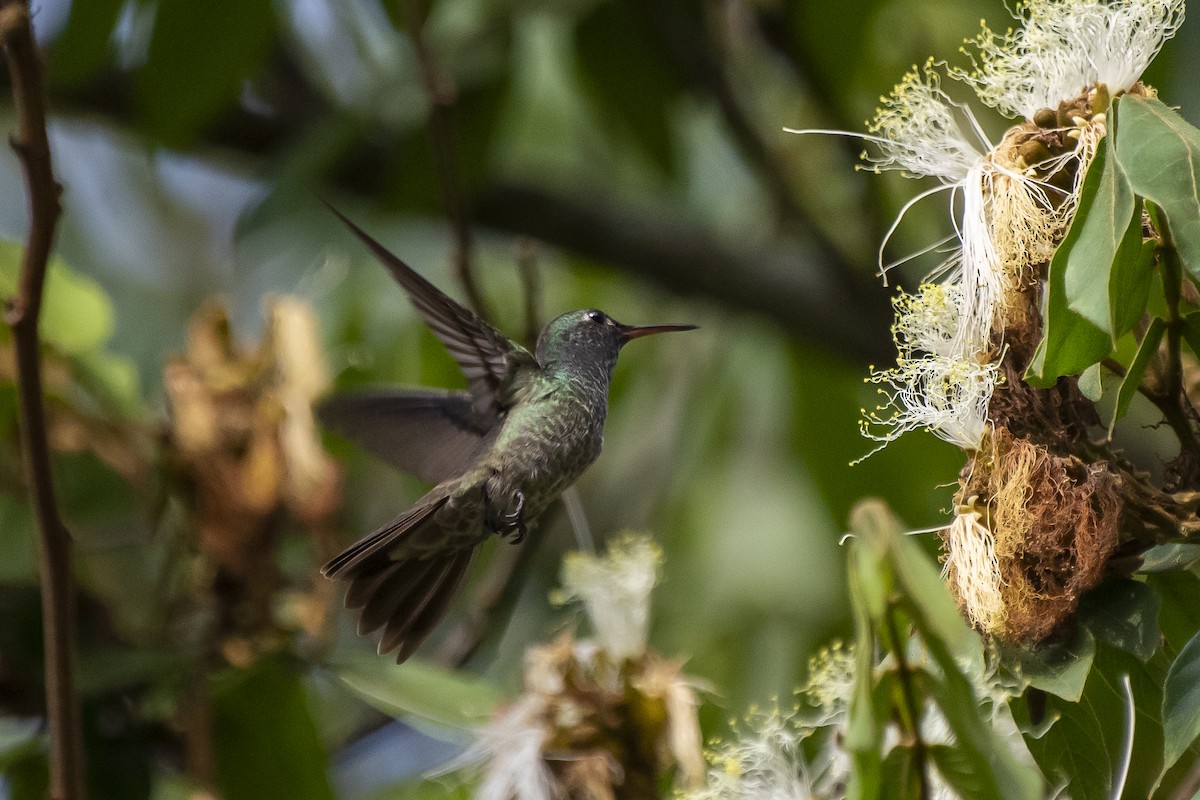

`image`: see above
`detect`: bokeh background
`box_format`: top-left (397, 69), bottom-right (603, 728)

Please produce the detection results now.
top-left (0, 0), bottom-right (1197, 797)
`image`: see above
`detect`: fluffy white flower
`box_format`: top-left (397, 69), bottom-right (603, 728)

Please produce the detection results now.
top-left (956, 0), bottom-right (1185, 119)
top-left (450, 696), bottom-right (556, 800)
top-left (861, 285), bottom-right (1002, 453)
top-left (555, 534), bottom-right (662, 662)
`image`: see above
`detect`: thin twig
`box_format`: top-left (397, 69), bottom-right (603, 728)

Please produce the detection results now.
top-left (405, 0), bottom-right (491, 322)
top-left (0, 3), bottom-right (83, 799)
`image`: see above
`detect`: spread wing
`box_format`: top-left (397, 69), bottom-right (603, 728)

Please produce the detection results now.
top-left (317, 388), bottom-right (493, 484)
top-left (327, 205), bottom-right (537, 422)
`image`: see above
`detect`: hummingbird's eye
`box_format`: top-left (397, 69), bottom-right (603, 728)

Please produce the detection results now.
top-left (585, 310), bottom-right (604, 324)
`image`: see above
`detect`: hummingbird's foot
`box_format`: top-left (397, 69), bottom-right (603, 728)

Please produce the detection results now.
top-left (484, 486), bottom-right (527, 543)
top-left (501, 491), bottom-right (527, 543)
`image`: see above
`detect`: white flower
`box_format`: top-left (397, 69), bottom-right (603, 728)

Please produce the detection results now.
top-left (449, 695), bottom-right (556, 800)
top-left (790, 0), bottom-right (1180, 456)
top-left (860, 285), bottom-right (1002, 454)
top-left (955, 0), bottom-right (1185, 120)
top-left (685, 707), bottom-right (816, 800)
top-left (555, 534), bottom-right (662, 662)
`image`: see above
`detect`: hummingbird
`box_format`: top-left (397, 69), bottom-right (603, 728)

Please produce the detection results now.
top-left (319, 209), bottom-right (696, 663)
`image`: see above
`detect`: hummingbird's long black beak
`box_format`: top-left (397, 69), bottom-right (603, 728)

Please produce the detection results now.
top-left (616, 322), bottom-right (698, 341)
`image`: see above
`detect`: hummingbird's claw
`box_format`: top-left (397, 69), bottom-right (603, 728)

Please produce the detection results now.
top-left (485, 486), bottom-right (527, 543)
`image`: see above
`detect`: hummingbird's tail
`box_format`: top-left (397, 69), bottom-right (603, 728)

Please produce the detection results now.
top-left (341, 547), bottom-right (478, 663)
top-left (322, 494), bottom-right (476, 663)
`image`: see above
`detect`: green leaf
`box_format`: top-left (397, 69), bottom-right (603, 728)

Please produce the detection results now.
top-left (1018, 644), bottom-right (1167, 798)
top-left (845, 536), bottom-right (884, 799)
top-left (1148, 571), bottom-right (1200, 652)
top-left (1110, 240), bottom-right (1156, 341)
top-left (921, 637), bottom-right (1042, 800)
top-left (137, 0), bottom-right (276, 145)
top-left (575, 1), bottom-right (687, 174)
top-left (1026, 147), bottom-right (1114, 384)
top-left (1077, 579), bottom-right (1161, 661)
top-left (1009, 625), bottom-right (1096, 702)
top-left (329, 649), bottom-right (501, 729)
top-left (1078, 362), bottom-right (1103, 401)
top-left (1061, 135), bottom-right (1141, 336)
top-left (212, 659), bottom-right (335, 800)
top-left (878, 743), bottom-right (922, 800)
top-left (1110, 316), bottom-right (1165, 436)
top-left (0, 241), bottom-right (114, 355)
top-left (1163, 629), bottom-right (1200, 768)
top-left (1138, 543), bottom-right (1200, 573)
top-left (47, 0), bottom-right (125, 87)
top-left (1181, 311), bottom-right (1200, 358)
top-left (1112, 95), bottom-right (1200, 283)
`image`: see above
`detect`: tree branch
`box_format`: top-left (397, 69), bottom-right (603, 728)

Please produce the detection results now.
top-left (0, 2), bottom-right (83, 799)
top-left (474, 181), bottom-right (893, 362)
top-left (404, 0), bottom-right (491, 321)
top-left (18, 65), bottom-right (893, 363)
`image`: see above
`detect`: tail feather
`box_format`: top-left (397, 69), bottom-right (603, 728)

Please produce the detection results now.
top-left (357, 557), bottom-right (441, 635)
top-left (322, 495), bottom-right (448, 578)
top-left (392, 549), bottom-right (477, 662)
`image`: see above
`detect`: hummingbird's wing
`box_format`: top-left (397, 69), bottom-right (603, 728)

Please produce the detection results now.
top-left (328, 206), bottom-right (537, 424)
top-left (318, 388), bottom-right (493, 484)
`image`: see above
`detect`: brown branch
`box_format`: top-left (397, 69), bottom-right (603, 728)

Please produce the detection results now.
top-left (404, 0), bottom-right (492, 322)
top-left (9, 64), bottom-right (893, 362)
top-left (0, 3), bottom-right (83, 799)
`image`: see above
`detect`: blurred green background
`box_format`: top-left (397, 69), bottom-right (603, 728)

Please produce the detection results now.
top-left (0, 0), bottom-right (1197, 797)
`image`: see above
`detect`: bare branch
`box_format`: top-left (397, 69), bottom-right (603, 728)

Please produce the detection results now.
top-left (0, 2), bottom-right (84, 798)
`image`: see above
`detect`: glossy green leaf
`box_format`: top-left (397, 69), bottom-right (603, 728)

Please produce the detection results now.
top-left (1163, 629), bottom-right (1200, 768)
top-left (0, 241), bottom-right (114, 355)
top-left (1026, 147), bottom-right (1114, 385)
top-left (330, 649), bottom-right (501, 729)
top-left (213, 659), bottom-right (335, 800)
top-left (1017, 644), bottom-right (1166, 799)
top-left (1110, 316), bottom-right (1165, 436)
top-left (1009, 625), bottom-right (1096, 702)
top-left (137, 0), bottom-right (276, 145)
top-left (1113, 95), bottom-right (1200, 283)
top-left (1061, 136), bottom-right (1140, 336)
top-left (1076, 579), bottom-right (1161, 661)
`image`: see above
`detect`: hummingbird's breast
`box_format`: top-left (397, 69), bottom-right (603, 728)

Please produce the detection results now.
top-left (475, 371), bottom-right (607, 514)
top-left (417, 369), bottom-right (611, 554)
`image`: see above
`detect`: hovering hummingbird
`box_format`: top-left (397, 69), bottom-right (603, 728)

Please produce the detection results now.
top-left (319, 210), bottom-right (696, 663)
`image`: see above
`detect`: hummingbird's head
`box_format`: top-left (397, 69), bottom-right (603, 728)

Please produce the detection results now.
top-left (536, 309), bottom-right (697, 372)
